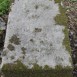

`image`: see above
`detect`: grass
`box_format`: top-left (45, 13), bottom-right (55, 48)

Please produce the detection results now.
top-left (54, 1), bottom-right (71, 53)
top-left (0, 0), bottom-right (11, 16)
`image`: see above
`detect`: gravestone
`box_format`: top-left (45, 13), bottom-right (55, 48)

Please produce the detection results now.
top-left (1, 0), bottom-right (72, 72)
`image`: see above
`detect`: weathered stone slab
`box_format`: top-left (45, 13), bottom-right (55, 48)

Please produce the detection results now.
top-left (1, 0), bottom-right (72, 69)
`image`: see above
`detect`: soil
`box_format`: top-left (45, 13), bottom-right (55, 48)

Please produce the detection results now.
top-left (64, 0), bottom-right (77, 77)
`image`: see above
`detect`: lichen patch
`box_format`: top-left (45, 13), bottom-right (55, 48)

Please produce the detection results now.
top-left (7, 44), bottom-right (15, 51)
top-left (9, 35), bottom-right (20, 45)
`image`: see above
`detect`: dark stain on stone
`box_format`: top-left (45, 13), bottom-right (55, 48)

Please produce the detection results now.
top-left (30, 39), bottom-right (34, 42)
top-left (7, 44), bottom-right (15, 51)
top-left (21, 47), bottom-right (26, 54)
top-left (2, 50), bottom-right (7, 56)
top-left (34, 28), bottom-right (42, 32)
top-left (50, 43), bottom-right (52, 46)
top-left (11, 56), bottom-right (15, 60)
top-left (40, 40), bottom-right (44, 44)
top-left (9, 35), bottom-right (20, 45)
top-left (35, 5), bottom-right (39, 9)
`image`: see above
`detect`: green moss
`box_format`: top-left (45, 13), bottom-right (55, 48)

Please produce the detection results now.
top-left (63, 27), bottom-right (71, 53)
top-left (55, 4), bottom-right (68, 26)
top-left (2, 65), bottom-right (73, 77)
top-left (2, 62), bottom-right (72, 71)
top-left (54, 1), bottom-right (71, 53)
top-left (55, 65), bottom-right (63, 70)
top-left (43, 65), bottom-right (52, 70)
top-left (2, 60), bottom-right (28, 71)
top-left (55, 65), bottom-right (72, 70)
top-left (32, 64), bottom-right (42, 70)
top-left (2, 63), bottom-right (73, 77)
top-left (2, 70), bottom-right (73, 77)
top-left (54, 0), bottom-right (62, 3)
